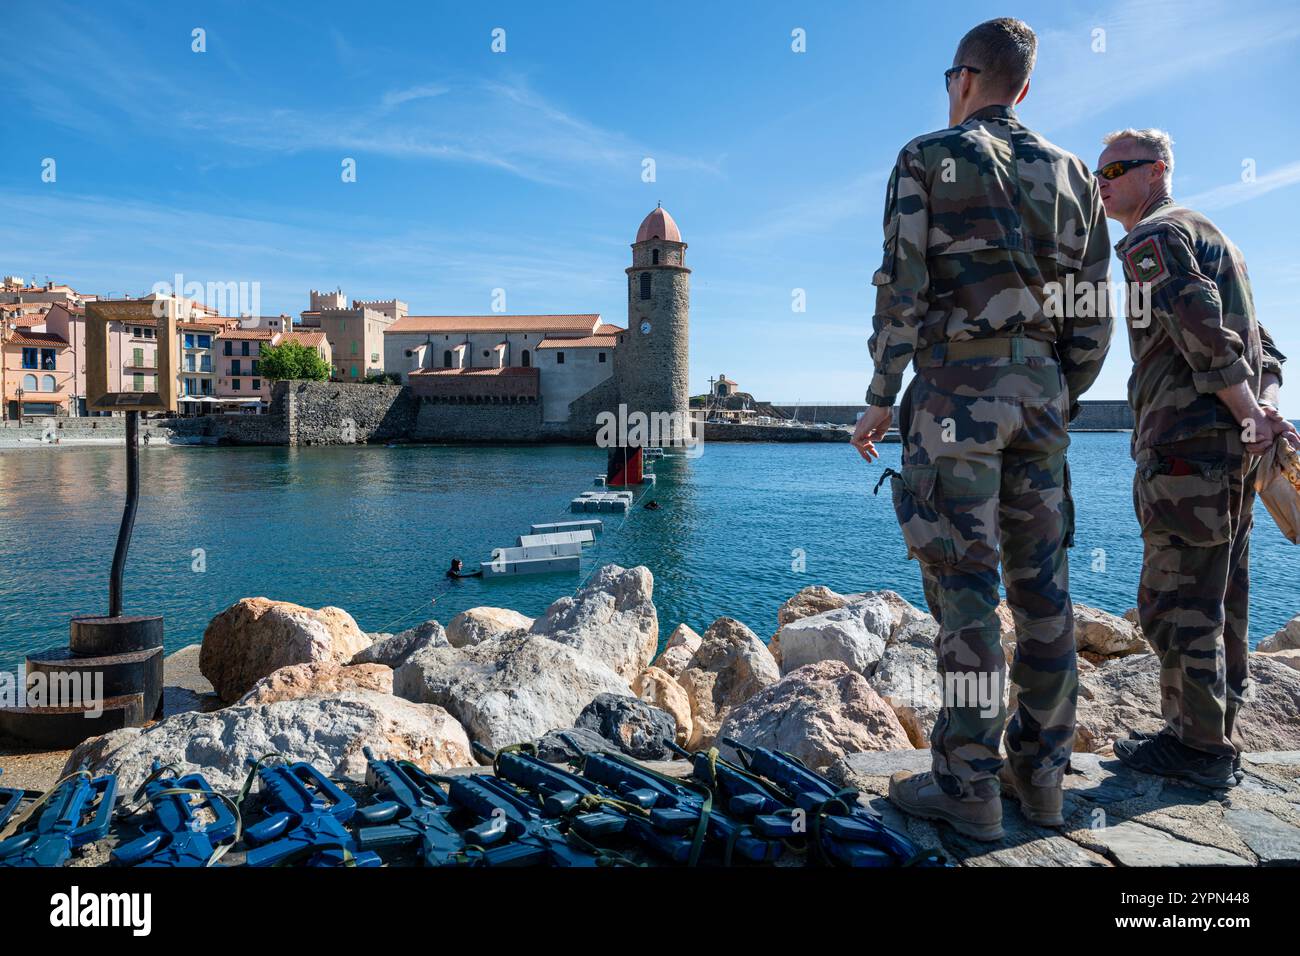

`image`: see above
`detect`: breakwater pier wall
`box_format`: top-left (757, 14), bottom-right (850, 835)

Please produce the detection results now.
top-left (4, 386), bottom-right (1134, 447)
top-left (774, 400), bottom-right (1134, 431)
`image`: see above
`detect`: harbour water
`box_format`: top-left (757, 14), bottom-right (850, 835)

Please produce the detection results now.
top-left (1, 434), bottom-right (1295, 673)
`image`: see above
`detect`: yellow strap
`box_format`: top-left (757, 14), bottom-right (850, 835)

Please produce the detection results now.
top-left (0, 769), bottom-right (92, 843)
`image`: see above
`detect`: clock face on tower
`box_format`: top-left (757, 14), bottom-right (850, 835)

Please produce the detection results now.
top-left (639, 321), bottom-right (652, 335)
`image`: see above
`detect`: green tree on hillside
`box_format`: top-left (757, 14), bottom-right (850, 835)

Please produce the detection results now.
top-left (260, 341), bottom-right (330, 381)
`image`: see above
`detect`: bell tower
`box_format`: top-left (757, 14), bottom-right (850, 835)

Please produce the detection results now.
top-left (619, 204), bottom-right (690, 439)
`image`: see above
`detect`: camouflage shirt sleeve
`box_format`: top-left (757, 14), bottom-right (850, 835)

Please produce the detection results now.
top-left (1058, 176), bottom-right (1113, 418)
top-left (866, 144), bottom-right (930, 407)
top-left (1132, 223), bottom-right (1253, 394)
top-left (1259, 321), bottom-right (1286, 407)
top-left (1260, 321), bottom-right (1286, 384)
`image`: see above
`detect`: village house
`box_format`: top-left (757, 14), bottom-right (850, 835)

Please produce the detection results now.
top-left (299, 291), bottom-right (402, 382)
top-left (2, 328), bottom-right (74, 418)
top-left (215, 327), bottom-right (275, 413)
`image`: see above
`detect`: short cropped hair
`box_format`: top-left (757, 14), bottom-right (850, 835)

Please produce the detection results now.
top-left (1102, 127), bottom-right (1175, 185)
top-left (955, 18), bottom-right (1037, 98)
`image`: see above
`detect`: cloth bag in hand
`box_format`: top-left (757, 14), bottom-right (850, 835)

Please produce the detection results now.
top-left (1254, 434), bottom-right (1300, 544)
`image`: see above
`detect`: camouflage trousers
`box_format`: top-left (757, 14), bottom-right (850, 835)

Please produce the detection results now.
top-left (1133, 431), bottom-right (1256, 759)
top-left (889, 355), bottom-right (1077, 799)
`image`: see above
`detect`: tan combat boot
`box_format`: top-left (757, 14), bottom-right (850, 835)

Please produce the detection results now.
top-left (997, 763), bottom-right (1065, 827)
top-left (888, 770), bottom-right (1004, 841)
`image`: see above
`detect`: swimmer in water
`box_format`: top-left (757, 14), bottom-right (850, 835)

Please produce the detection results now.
top-left (446, 557), bottom-right (483, 579)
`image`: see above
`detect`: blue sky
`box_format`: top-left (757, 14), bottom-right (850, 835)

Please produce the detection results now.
top-left (2, 0), bottom-right (1298, 402)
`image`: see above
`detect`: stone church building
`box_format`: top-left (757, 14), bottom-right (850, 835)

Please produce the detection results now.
top-left (383, 205), bottom-right (690, 441)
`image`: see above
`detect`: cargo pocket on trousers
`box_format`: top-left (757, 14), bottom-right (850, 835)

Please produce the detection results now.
top-left (1133, 451), bottom-right (1232, 547)
top-left (888, 464), bottom-right (958, 566)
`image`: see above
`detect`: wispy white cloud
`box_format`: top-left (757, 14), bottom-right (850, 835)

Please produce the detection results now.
top-left (1031, 0), bottom-right (1300, 130)
top-left (380, 84), bottom-right (451, 109)
top-left (0, 4), bottom-right (720, 189)
top-left (1181, 160), bottom-right (1300, 211)
top-left (710, 169), bottom-right (886, 248)
top-left (0, 190), bottom-right (626, 316)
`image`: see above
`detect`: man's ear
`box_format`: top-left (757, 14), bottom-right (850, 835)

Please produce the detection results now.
top-left (1015, 78), bottom-right (1030, 105)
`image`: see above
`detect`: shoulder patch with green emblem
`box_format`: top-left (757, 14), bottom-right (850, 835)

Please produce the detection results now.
top-left (1124, 236), bottom-right (1170, 287)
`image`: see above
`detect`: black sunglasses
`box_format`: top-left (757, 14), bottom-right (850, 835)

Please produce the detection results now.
top-left (1094, 159), bottom-right (1158, 181)
top-left (944, 65), bottom-right (982, 91)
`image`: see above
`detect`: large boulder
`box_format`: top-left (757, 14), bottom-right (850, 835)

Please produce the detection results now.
top-left (238, 662), bottom-right (393, 705)
top-left (869, 618), bottom-right (941, 748)
top-left (777, 585), bottom-right (848, 626)
top-left (1073, 604), bottom-right (1148, 657)
top-left (392, 635), bottom-right (629, 755)
top-left (1257, 648), bottom-right (1300, 672)
top-left (199, 598), bottom-right (372, 703)
top-left (771, 585), bottom-right (849, 667)
top-left (1237, 654), bottom-right (1300, 752)
top-left (651, 624), bottom-right (702, 679)
top-left (529, 565), bottom-right (658, 680)
top-left (1258, 615), bottom-right (1300, 653)
top-left (575, 693), bottom-right (677, 760)
top-left (63, 690), bottom-right (472, 794)
top-left (678, 617), bottom-right (780, 749)
top-left (774, 595), bottom-right (892, 676)
top-left (1075, 652), bottom-right (1300, 753)
top-left (718, 661), bottom-right (911, 770)
top-left (631, 666), bottom-right (693, 746)
top-left (872, 589), bottom-right (932, 641)
top-left (351, 620), bottom-right (447, 668)
top-left (1074, 654), bottom-right (1165, 752)
top-left (534, 727), bottom-right (621, 762)
top-left (446, 608), bottom-right (534, 647)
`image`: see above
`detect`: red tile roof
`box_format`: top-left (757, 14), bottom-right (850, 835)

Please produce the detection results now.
top-left (279, 330), bottom-right (327, 346)
top-left (178, 321), bottom-right (223, 331)
top-left (595, 323), bottom-right (626, 334)
top-left (387, 314), bottom-right (600, 335)
top-left (409, 366), bottom-right (536, 376)
top-left (535, 334), bottom-right (618, 349)
top-left (636, 205), bottom-right (683, 243)
top-left (216, 328), bottom-right (275, 340)
top-left (6, 330), bottom-right (69, 348)
top-left (8, 315), bottom-right (47, 328)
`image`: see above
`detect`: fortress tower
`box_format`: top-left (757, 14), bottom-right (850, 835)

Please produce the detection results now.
top-left (619, 204), bottom-right (690, 438)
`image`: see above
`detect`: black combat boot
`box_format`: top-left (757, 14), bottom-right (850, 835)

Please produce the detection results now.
top-left (1127, 715), bottom-right (1244, 784)
top-left (1114, 731), bottom-right (1237, 789)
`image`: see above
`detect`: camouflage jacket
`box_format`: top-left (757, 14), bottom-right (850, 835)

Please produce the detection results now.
top-left (1116, 197), bottom-right (1286, 453)
top-left (866, 105), bottom-right (1113, 414)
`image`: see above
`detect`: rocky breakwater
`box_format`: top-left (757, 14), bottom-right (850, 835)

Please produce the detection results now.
top-left (57, 569), bottom-right (1300, 866)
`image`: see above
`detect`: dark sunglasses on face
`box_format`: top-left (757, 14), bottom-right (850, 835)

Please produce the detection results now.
top-left (944, 65), bottom-right (982, 91)
top-left (1095, 158), bottom-right (1158, 181)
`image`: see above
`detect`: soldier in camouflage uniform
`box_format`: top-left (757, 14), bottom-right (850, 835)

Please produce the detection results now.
top-left (851, 18), bottom-right (1113, 840)
top-left (1096, 129), bottom-right (1296, 788)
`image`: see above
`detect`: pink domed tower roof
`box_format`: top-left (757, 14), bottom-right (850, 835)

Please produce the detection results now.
top-left (635, 203), bottom-right (682, 243)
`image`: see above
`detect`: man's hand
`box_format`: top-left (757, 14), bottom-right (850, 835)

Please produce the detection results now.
top-left (852, 406), bottom-right (894, 462)
top-left (1216, 380), bottom-right (1291, 454)
top-left (1263, 406), bottom-right (1300, 451)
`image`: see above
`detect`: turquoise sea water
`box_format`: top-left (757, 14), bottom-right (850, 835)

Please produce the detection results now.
top-left (0, 435), bottom-right (1295, 673)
